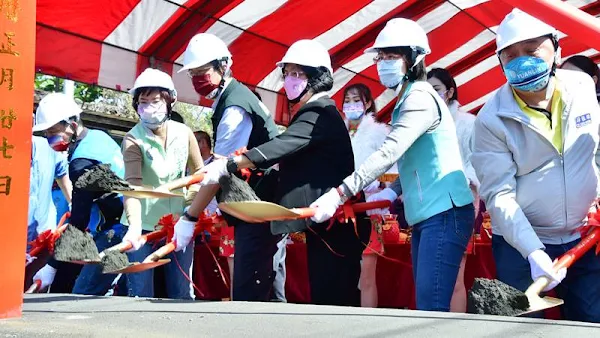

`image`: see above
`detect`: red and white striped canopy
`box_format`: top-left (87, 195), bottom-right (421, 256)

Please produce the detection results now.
top-left (36, 0), bottom-right (600, 125)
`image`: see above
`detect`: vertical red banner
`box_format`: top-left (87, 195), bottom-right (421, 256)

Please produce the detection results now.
top-left (0, 0), bottom-right (35, 319)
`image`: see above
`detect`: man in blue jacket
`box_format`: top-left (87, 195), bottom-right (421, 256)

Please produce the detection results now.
top-left (32, 93), bottom-right (127, 295)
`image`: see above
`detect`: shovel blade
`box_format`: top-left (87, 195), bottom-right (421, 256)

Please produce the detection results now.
top-left (103, 259), bottom-right (171, 274)
top-left (517, 295), bottom-right (564, 316)
top-left (218, 201), bottom-right (303, 223)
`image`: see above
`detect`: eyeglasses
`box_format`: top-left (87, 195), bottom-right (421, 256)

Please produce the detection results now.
top-left (373, 53), bottom-right (403, 63)
top-left (282, 71), bottom-right (306, 79)
top-left (187, 67), bottom-right (213, 78)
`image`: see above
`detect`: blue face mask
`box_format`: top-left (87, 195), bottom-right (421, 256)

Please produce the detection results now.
top-left (377, 59), bottom-right (406, 89)
top-left (342, 102), bottom-right (365, 120)
top-left (503, 56), bottom-right (551, 92)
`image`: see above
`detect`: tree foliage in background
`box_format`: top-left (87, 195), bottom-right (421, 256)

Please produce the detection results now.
top-left (35, 74), bottom-right (102, 103)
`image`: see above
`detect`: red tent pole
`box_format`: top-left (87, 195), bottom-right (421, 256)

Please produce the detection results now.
top-left (500, 0), bottom-right (600, 51)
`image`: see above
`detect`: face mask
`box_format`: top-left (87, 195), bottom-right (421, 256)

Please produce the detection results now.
top-left (283, 76), bottom-right (308, 101)
top-left (377, 59), bottom-right (406, 88)
top-left (503, 56), bottom-right (551, 92)
top-left (343, 102), bottom-right (365, 120)
top-left (436, 90), bottom-right (447, 102)
top-left (192, 74), bottom-right (220, 99)
top-left (137, 102), bottom-right (167, 130)
top-left (48, 135), bottom-right (69, 152)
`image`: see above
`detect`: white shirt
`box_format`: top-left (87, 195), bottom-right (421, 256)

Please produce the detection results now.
top-left (211, 79), bottom-right (254, 157)
top-left (448, 100), bottom-right (479, 190)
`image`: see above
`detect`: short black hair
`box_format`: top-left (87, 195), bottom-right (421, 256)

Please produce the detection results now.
top-left (427, 68), bottom-right (458, 101)
top-left (300, 65), bottom-right (334, 94)
top-left (194, 130), bottom-right (212, 149)
top-left (379, 46), bottom-right (427, 81)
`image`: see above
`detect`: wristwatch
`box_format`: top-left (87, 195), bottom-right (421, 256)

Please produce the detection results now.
top-left (226, 157), bottom-right (239, 174)
top-left (336, 186), bottom-right (350, 204)
top-left (182, 210), bottom-right (199, 222)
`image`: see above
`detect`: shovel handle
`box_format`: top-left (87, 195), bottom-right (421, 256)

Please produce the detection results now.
top-left (292, 201), bottom-right (393, 219)
top-left (159, 174), bottom-right (205, 191)
top-left (108, 228), bottom-right (168, 253)
top-left (25, 280), bottom-right (41, 294)
top-left (144, 242), bottom-right (176, 263)
top-left (554, 227), bottom-right (600, 270)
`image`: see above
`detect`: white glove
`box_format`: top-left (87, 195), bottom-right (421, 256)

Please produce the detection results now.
top-left (25, 253), bottom-right (37, 266)
top-left (33, 264), bottom-right (57, 290)
top-left (172, 217), bottom-right (196, 252)
top-left (310, 189), bottom-right (343, 223)
top-left (200, 159), bottom-right (229, 186)
top-left (363, 180), bottom-right (382, 194)
top-left (122, 225), bottom-right (145, 252)
top-left (366, 188), bottom-right (398, 215)
top-left (527, 249), bottom-right (567, 292)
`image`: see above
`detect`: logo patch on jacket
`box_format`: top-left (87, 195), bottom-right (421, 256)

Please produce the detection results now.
top-left (575, 113), bottom-right (592, 128)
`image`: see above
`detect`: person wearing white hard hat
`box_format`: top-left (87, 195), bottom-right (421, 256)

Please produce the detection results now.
top-left (31, 92), bottom-right (128, 295)
top-left (119, 68), bottom-right (203, 299)
top-left (472, 9), bottom-right (600, 322)
top-left (197, 39), bottom-right (370, 306)
top-left (310, 18), bottom-right (475, 312)
top-left (175, 33), bottom-right (282, 302)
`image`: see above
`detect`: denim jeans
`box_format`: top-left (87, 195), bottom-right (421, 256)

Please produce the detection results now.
top-left (493, 235), bottom-right (600, 322)
top-left (411, 204), bottom-right (474, 311)
top-left (72, 228), bottom-right (128, 296)
top-left (126, 232), bottom-right (195, 300)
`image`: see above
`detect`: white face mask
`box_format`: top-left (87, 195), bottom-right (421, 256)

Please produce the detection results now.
top-left (377, 59), bottom-right (406, 88)
top-left (343, 102), bottom-right (365, 120)
top-left (137, 102), bottom-right (167, 130)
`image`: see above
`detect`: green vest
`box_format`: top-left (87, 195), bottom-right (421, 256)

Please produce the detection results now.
top-left (120, 121), bottom-right (189, 231)
top-left (211, 78), bottom-right (279, 150)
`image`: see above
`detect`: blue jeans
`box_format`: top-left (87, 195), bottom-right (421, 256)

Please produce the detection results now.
top-left (126, 232), bottom-right (195, 300)
top-left (411, 204), bottom-right (474, 311)
top-left (72, 228), bottom-right (128, 296)
top-left (493, 235), bottom-right (600, 322)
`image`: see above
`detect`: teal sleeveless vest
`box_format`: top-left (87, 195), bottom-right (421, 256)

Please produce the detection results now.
top-left (394, 83), bottom-right (473, 226)
top-left (71, 129), bottom-right (125, 178)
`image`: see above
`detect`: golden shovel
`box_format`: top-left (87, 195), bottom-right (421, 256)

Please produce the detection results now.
top-left (112, 174), bottom-right (205, 199)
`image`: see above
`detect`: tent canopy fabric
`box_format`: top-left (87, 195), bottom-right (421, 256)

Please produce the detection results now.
top-left (36, 0), bottom-right (600, 125)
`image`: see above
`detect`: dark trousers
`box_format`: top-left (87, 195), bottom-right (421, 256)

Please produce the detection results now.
top-left (306, 217), bottom-right (370, 306)
top-left (232, 221), bottom-right (281, 301)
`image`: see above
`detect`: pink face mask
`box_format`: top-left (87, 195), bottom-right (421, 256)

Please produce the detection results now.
top-left (283, 76), bottom-right (308, 100)
top-left (137, 102), bottom-right (167, 129)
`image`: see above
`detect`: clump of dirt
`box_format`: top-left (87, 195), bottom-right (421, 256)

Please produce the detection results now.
top-left (74, 163), bottom-right (132, 192)
top-left (54, 225), bottom-right (99, 262)
top-left (218, 174), bottom-right (260, 202)
top-left (467, 278), bottom-right (530, 316)
top-left (101, 249), bottom-right (131, 274)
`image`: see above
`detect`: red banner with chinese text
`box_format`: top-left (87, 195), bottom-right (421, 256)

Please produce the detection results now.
top-left (0, 0), bottom-right (35, 319)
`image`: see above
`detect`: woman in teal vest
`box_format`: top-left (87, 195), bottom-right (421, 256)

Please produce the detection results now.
top-left (311, 19), bottom-right (475, 312)
top-left (121, 68), bottom-right (203, 299)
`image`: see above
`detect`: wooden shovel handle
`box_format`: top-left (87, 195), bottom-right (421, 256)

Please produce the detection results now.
top-left (144, 242), bottom-right (176, 263)
top-left (25, 280), bottom-right (41, 294)
top-left (110, 228), bottom-right (168, 253)
top-left (293, 200), bottom-right (393, 218)
top-left (159, 174), bottom-right (205, 191)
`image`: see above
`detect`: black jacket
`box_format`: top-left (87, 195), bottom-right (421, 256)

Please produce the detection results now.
top-left (244, 96), bottom-right (357, 234)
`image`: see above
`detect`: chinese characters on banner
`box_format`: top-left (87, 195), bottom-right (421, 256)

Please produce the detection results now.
top-left (0, 0), bottom-right (35, 319)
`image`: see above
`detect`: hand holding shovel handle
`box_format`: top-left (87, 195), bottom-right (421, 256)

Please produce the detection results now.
top-left (142, 225), bottom-right (205, 263)
top-left (526, 226), bottom-right (600, 295)
top-left (291, 200), bottom-right (393, 218)
top-left (101, 228), bottom-right (168, 256)
top-left (25, 280), bottom-right (42, 294)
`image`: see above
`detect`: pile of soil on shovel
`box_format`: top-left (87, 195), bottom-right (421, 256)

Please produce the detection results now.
top-left (74, 163), bottom-right (132, 192)
top-left (218, 174), bottom-right (260, 202)
top-left (467, 278), bottom-right (529, 316)
top-left (101, 250), bottom-right (131, 274)
top-left (54, 225), bottom-right (99, 262)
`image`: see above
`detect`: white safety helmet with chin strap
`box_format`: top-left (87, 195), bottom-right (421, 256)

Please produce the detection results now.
top-left (364, 18), bottom-right (431, 61)
top-left (178, 33), bottom-right (233, 73)
top-left (33, 92), bottom-right (82, 132)
top-left (496, 9), bottom-right (558, 54)
top-left (276, 39), bottom-right (333, 73)
top-left (130, 68), bottom-right (178, 106)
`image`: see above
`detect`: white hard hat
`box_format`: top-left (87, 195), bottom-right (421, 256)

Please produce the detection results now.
top-left (496, 9), bottom-right (557, 53)
top-left (178, 33), bottom-right (232, 73)
top-left (276, 39), bottom-right (333, 73)
top-left (33, 93), bottom-right (82, 132)
top-left (130, 68), bottom-right (177, 99)
top-left (364, 18), bottom-right (431, 55)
